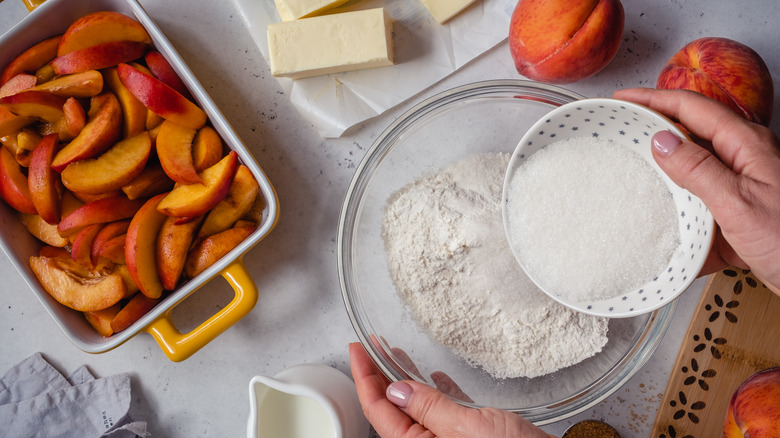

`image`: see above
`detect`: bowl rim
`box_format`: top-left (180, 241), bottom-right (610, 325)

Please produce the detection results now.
top-left (501, 97), bottom-right (715, 318)
top-left (337, 80), bottom-right (678, 423)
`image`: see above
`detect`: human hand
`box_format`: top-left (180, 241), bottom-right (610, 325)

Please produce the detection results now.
top-left (613, 88), bottom-right (780, 296)
top-left (349, 342), bottom-right (554, 438)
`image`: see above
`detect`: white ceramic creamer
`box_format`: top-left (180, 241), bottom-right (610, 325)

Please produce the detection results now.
top-left (247, 364), bottom-right (369, 438)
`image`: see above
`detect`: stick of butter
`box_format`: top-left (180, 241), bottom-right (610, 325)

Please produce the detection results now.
top-left (267, 8), bottom-right (394, 80)
top-left (273, 0), bottom-right (350, 21)
top-left (421, 0), bottom-right (478, 24)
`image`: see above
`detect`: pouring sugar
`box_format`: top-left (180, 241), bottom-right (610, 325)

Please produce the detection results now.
top-left (504, 136), bottom-right (680, 302)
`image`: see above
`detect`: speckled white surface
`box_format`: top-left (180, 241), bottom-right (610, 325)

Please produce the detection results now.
top-left (0, 1), bottom-right (778, 437)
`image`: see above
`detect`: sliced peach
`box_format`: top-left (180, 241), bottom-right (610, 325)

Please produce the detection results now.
top-left (61, 131), bottom-right (151, 195)
top-left (0, 35), bottom-right (61, 86)
top-left (156, 119), bottom-right (201, 184)
top-left (197, 165), bottom-right (259, 239)
top-left (0, 147), bottom-right (37, 214)
top-left (0, 105), bottom-right (34, 138)
top-left (156, 215), bottom-right (203, 290)
top-left (103, 67), bottom-right (147, 137)
top-left (58, 96), bottom-right (87, 141)
top-left (157, 151), bottom-right (238, 218)
top-left (192, 126), bottom-right (223, 172)
top-left (31, 70), bottom-right (103, 98)
top-left (35, 64), bottom-right (56, 84)
top-left (185, 221), bottom-right (256, 278)
top-left (110, 292), bottom-right (160, 333)
top-left (97, 233), bottom-right (127, 265)
top-left (57, 11), bottom-right (151, 56)
top-left (20, 213), bottom-right (69, 247)
top-left (144, 51), bottom-right (190, 98)
top-left (125, 193), bottom-right (169, 298)
top-left (51, 92), bottom-right (122, 172)
top-left (115, 263), bottom-right (139, 299)
top-left (57, 194), bottom-right (144, 237)
top-left (27, 133), bottom-right (61, 223)
top-left (84, 303), bottom-right (121, 337)
top-left (0, 90), bottom-right (66, 123)
top-left (51, 41), bottom-right (149, 76)
top-left (71, 223), bottom-right (104, 267)
top-left (90, 219), bottom-right (131, 266)
top-left (117, 63), bottom-right (207, 130)
top-left (14, 128), bottom-right (41, 167)
top-left (121, 162), bottom-right (175, 200)
top-left (29, 254), bottom-right (126, 312)
top-left (0, 74), bottom-right (37, 99)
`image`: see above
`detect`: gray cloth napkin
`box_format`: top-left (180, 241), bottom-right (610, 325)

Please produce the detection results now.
top-left (0, 353), bottom-right (148, 438)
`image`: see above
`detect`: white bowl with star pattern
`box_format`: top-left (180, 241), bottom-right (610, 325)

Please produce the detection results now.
top-left (503, 98), bottom-right (715, 318)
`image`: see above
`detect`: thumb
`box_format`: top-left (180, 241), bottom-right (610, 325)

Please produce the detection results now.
top-left (386, 380), bottom-right (470, 435)
top-left (386, 381), bottom-right (552, 438)
top-left (650, 130), bottom-right (739, 211)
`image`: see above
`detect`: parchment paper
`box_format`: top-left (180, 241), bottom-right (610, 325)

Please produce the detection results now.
top-left (231, 0), bottom-right (516, 137)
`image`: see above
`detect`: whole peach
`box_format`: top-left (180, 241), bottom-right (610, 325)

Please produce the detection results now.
top-left (508, 0), bottom-right (624, 84)
top-left (723, 367), bottom-right (780, 437)
top-left (657, 37), bottom-right (773, 126)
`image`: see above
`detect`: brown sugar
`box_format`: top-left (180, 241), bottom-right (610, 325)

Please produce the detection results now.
top-left (561, 420), bottom-right (621, 438)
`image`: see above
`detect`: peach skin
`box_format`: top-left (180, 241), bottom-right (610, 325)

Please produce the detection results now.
top-left (509, 0), bottom-right (624, 84)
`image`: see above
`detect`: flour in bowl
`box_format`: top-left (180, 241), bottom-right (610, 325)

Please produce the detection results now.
top-left (382, 153), bottom-right (608, 379)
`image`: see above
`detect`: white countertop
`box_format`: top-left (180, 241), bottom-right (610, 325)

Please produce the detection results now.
top-left (1, 0), bottom-right (778, 436)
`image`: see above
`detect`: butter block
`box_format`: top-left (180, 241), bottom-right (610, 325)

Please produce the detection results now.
top-left (267, 8), bottom-right (394, 80)
top-left (421, 0), bottom-right (478, 24)
top-left (273, 0), bottom-right (349, 21)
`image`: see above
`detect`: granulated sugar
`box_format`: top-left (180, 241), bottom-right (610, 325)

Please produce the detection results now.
top-left (505, 136), bottom-right (679, 302)
top-left (382, 153), bottom-right (608, 379)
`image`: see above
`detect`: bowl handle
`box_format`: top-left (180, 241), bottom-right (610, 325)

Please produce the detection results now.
top-left (145, 257), bottom-right (258, 362)
top-left (21, 0), bottom-right (46, 11)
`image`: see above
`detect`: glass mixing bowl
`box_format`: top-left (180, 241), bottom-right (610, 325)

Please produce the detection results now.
top-left (338, 80), bottom-right (676, 424)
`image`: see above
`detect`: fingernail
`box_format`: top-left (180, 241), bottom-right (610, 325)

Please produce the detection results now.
top-left (386, 381), bottom-right (412, 408)
top-left (652, 130), bottom-right (682, 157)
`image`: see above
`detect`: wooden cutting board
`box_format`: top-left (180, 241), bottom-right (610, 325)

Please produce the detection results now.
top-left (651, 269), bottom-right (780, 438)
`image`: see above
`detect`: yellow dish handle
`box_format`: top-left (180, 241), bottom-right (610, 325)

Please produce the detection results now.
top-left (145, 257), bottom-right (258, 362)
top-left (21, 0), bottom-right (47, 11)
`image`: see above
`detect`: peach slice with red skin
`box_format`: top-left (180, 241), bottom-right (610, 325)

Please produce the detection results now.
top-left (57, 194), bottom-right (144, 237)
top-left (51, 92), bottom-right (122, 172)
top-left (156, 120), bottom-right (202, 184)
top-left (125, 193), bottom-right (169, 298)
top-left (27, 133), bottom-right (61, 224)
top-left (156, 215), bottom-right (204, 290)
top-left (103, 67), bottom-right (147, 137)
top-left (29, 254), bottom-right (126, 312)
top-left (110, 292), bottom-right (160, 333)
top-left (0, 35), bottom-right (61, 86)
top-left (185, 221), bottom-right (256, 278)
top-left (197, 165), bottom-right (260, 239)
top-left (97, 233), bottom-right (127, 265)
top-left (51, 41), bottom-right (149, 76)
top-left (117, 63), bottom-right (207, 130)
top-left (61, 131), bottom-right (152, 195)
top-left (157, 150), bottom-right (238, 218)
top-left (13, 128), bottom-right (41, 167)
top-left (192, 126), bottom-right (223, 172)
top-left (0, 90), bottom-right (66, 123)
top-left (145, 51), bottom-right (191, 98)
top-left (121, 162), bottom-right (175, 200)
top-left (57, 11), bottom-right (151, 57)
top-left (31, 70), bottom-right (103, 98)
top-left (0, 74), bottom-right (37, 99)
top-left (0, 147), bottom-right (37, 214)
top-left (71, 223), bottom-right (104, 267)
top-left (90, 219), bottom-right (130, 266)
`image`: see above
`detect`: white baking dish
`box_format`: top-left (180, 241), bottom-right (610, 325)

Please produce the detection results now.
top-left (0, 0), bottom-right (279, 361)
